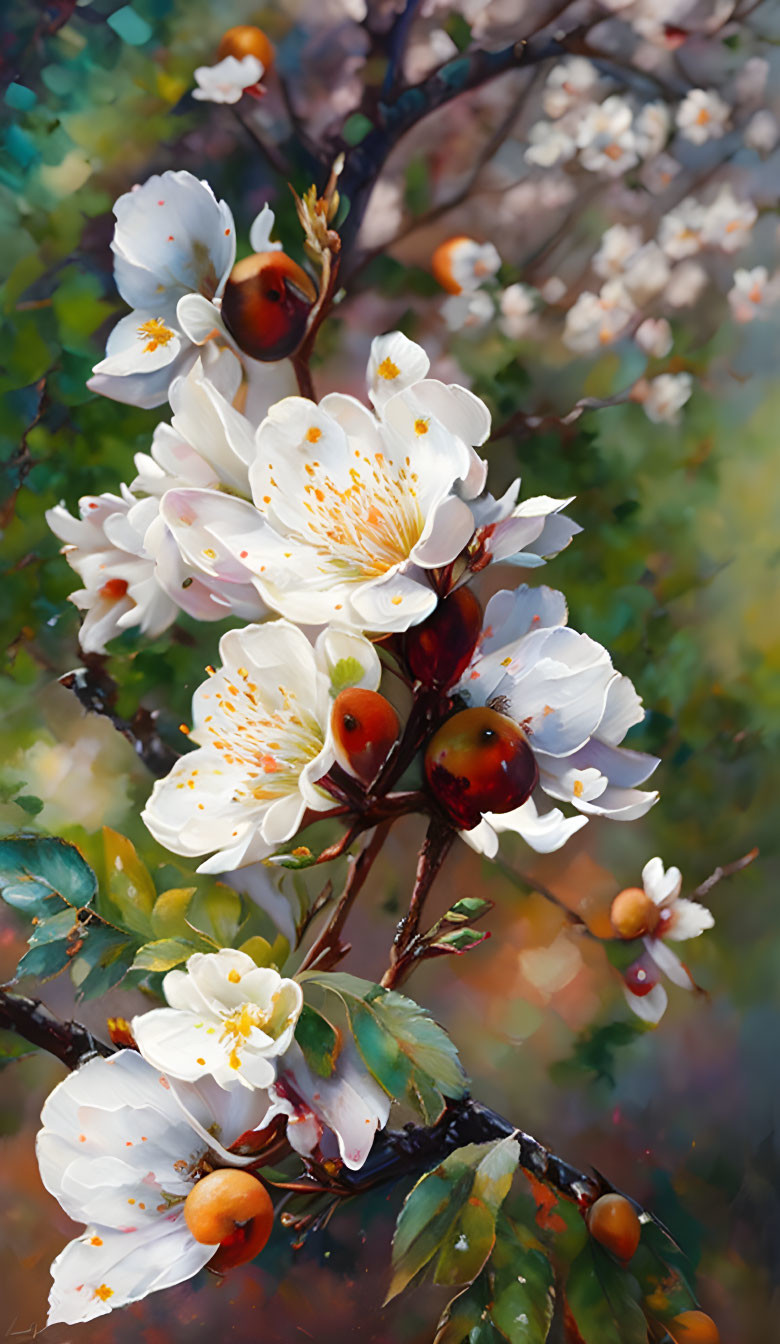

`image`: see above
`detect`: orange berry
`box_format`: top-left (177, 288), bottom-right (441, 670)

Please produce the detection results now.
top-left (424, 706), bottom-right (538, 831)
top-left (404, 588), bottom-right (483, 690)
top-left (217, 25), bottom-right (275, 72)
top-left (221, 253), bottom-right (317, 362)
top-left (431, 236), bottom-right (471, 294)
top-left (669, 1310), bottom-right (720, 1344)
top-left (586, 1193), bottom-right (641, 1262)
top-left (610, 886), bottom-right (659, 940)
top-left (331, 687), bottom-right (400, 787)
top-left (184, 1169), bottom-right (273, 1270)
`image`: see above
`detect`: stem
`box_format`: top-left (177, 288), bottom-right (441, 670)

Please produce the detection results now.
top-left (382, 817), bottom-right (454, 988)
top-left (292, 353), bottom-right (316, 400)
top-left (0, 987), bottom-right (113, 1069)
top-left (341, 1095), bottom-right (600, 1207)
top-left (299, 821), bottom-right (393, 972)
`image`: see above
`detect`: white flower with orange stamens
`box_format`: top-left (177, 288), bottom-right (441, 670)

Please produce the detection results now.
top-left (159, 333), bottom-right (575, 634)
top-left (622, 858), bottom-right (714, 1024)
top-left (37, 1050), bottom-right (269, 1325)
top-left (676, 88), bottom-right (729, 145)
top-left (141, 618), bottom-right (380, 872)
top-left (132, 949), bottom-right (303, 1091)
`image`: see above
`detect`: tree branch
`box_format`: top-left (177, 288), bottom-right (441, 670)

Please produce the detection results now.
top-left (0, 987), bottom-right (113, 1069)
top-left (382, 817), bottom-right (454, 987)
top-left (59, 657), bottom-right (180, 779)
top-left (299, 821), bottom-right (393, 972)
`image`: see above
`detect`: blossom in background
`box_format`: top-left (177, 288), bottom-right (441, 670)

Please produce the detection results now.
top-left (701, 185), bottom-right (757, 253)
top-left (635, 317), bottom-right (673, 359)
top-left (622, 857), bottom-right (714, 1023)
top-left (727, 266), bottom-right (778, 323)
top-left (658, 198), bottom-right (707, 260)
top-left (577, 96), bottom-right (638, 176)
top-left (88, 171), bottom-right (236, 408)
top-left (441, 289), bottom-right (495, 331)
top-left (449, 584), bottom-right (659, 858)
top-left (160, 333), bottom-right (575, 634)
top-left (499, 283), bottom-right (537, 339)
top-left (432, 236), bottom-right (501, 295)
top-left (193, 54), bottom-right (265, 104)
top-left (542, 57), bottom-right (600, 119)
top-left (744, 109), bottom-right (778, 154)
top-left (132, 950), bottom-right (303, 1090)
top-left (641, 372), bottom-right (693, 424)
top-left (36, 1050), bottom-right (269, 1324)
top-left (525, 119), bottom-right (576, 167)
top-left (664, 260), bottom-right (708, 308)
top-left (142, 619), bottom-right (380, 871)
top-left (675, 88), bottom-right (729, 144)
top-left (563, 282), bottom-right (635, 353)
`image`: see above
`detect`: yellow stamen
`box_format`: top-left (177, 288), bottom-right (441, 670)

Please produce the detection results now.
top-left (136, 317), bottom-right (175, 353)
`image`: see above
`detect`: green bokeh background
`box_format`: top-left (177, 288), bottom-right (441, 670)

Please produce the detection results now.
top-left (1, 3), bottom-right (778, 1341)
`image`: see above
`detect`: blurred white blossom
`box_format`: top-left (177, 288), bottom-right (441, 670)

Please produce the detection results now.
top-left (676, 88), bottom-right (729, 144)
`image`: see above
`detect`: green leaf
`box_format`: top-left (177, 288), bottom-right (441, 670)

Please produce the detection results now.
top-left (15, 794), bottom-right (44, 816)
top-left (150, 886), bottom-right (197, 940)
top-left (431, 926), bottom-right (490, 954)
top-left (445, 897), bottom-right (493, 923)
top-left (434, 1276), bottom-right (492, 1344)
top-left (388, 1139), bottom-right (518, 1302)
top-left (490, 1219), bottom-right (555, 1343)
top-left (304, 971), bottom-right (467, 1121)
top-left (70, 926), bottom-right (135, 1000)
top-left (131, 938), bottom-right (200, 973)
top-left (102, 828), bottom-right (156, 936)
top-left (329, 656), bottom-right (365, 697)
top-left (186, 884), bottom-right (242, 947)
top-left (566, 1243), bottom-right (648, 1344)
top-left (0, 835), bottom-right (96, 917)
top-left (0, 1028), bottom-right (37, 1068)
top-left (295, 1002), bottom-right (340, 1078)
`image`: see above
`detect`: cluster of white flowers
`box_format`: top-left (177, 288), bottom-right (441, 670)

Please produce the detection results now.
top-left (38, 948), bottom-right (389, 1325)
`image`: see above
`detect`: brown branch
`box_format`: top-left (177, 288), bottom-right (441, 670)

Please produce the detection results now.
top-left (299, 821), bottom-right (393, 972)
top-left (692, 847), bottom-right (758, 900)
top-left (0, 987), bottom-right (113, 1070)
top-left (59, 657), bottom-right (179, 779)
top-left (382, 817), bottom-right (454, 988)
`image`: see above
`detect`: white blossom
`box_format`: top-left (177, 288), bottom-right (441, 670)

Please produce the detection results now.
top-left (675, 88), bottom-right (729, 144)
top-left (635, 317), bottom-right (673, 358)
top-left (727, 266), bottom-right (778, 323)
top-left (701, 185), bottom-right (757, 253)
top-left (563, 281), bottom-right (635, 353)
top-left (442, 289), bottom-right (495, 330)
top-left (593, 225), bottom-right (643, 280)
top-left (441, 238), bottom-right (501, 293)
top-left (658, 197), bottom-right (707, 260)
top-left (132, 950), bottom-right (303, 1090)
top-left (623, 857), bottom-right (714, 1023)
top-left (576, 96), bottom-right (638, 176)
top-left (744, 110), bottom-right (779, 154)
top-left (542, 57), bottom-right (600, 119)
top-left (499, 284), bottom-right (537, 339)
top-left (641, 372), bottom-right (693, 424)
top-left (664, 260), bottom-right (708, 308)
top-left (142, 619), bottom-right (380, 872)
top-left (633, 101), bottom-right (671, 159)
top-left (525, 119), bottom-right (576, 168)
top-left (193, 54), bottom-right (265, 104)
top-left (36, 1050), bottom-right (269, 1324)
top-left (451, 584), bottom-right (659, 859)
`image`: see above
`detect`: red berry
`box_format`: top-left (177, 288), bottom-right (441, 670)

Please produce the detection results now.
top-left (217, 25), bottom-right (275, 72)
top-left (586, 1193), bottom-right (641, 1262)
top-left (623, 951), bottom-right (660, 998)
top-left (424, 706), bottom-right (538, 830)
top-left (669, 1310), bottom-right (720, 1344)
top-left (331, 688), bottom-right (400, 787)
top-left (610, 887), bottom-right (659, 940)
top-left (404, 588), bottom-right (483, 689)
top-left (221, 253), bottom-right (317, 362)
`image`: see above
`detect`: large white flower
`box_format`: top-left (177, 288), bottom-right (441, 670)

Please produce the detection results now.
top-left (448, 585), bottom-right (659, 858)
top-left (132, 949), bottom-right (303, 1090)
top-left (159, 333), bottom-right (575, 635)
top-left (88, 171), bottom-right (236, 408)
top-left (261, 1039), bottom-right (391, 1171)
top-left (36, 1050), bottom-right (269, 1325)
top-left (142, 618), bottom-right (380, 872)
top-left (623, 857), bottom-right (714, 1023)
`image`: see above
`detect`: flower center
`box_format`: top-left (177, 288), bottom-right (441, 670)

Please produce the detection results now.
top-left (220, 1002), bottom-right (273, 1071)
top-left (137, 317), bottom-right (175, 353)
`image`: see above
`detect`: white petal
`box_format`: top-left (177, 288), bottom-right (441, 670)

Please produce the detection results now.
top-left (367, 332), bottom-right (429, 410)
top-left (487, 796), bottom-right (589, 853)
top-left (623, 982), bottom-right (668, 1024)
top-left (249, 203), bottom-right (283, 253)
top-left (349, 568), bottom-right (438, 632)
top-left (666, 898), bottom-right (714, 941)
top-left (176, 292), bottom-right (228, 346)
top-left (646, 937), bottom-right (694, 989)
top-left (410, 494), bottom-right (475, 568)
top-left (642, 856), bottom-right (682, 907)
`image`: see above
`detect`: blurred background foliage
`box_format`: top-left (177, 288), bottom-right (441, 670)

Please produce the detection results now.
top-left (1, 2), bottom-right (778, 1341)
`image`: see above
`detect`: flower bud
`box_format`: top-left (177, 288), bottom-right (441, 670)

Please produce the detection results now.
top-left (221, 253), bottom-right (317, 361)
top-left (424, 707), bottom-right (538, 830)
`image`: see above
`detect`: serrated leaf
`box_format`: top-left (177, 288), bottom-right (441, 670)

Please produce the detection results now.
top-left (388, 1164), bottom-right (475, 1302)
top-left (295, 1002), bottom-right (340, 1078)
top-left (303, 971), bottom-right (467, 1122)
top-left (434, 1138), bottom-right (520, 1287)
top-left (102, 828), bottom-right (156, 936)
top-left (150, 886), bottom-right (197, 940)
top-left (0, 835), bottom-right (96, 917)
top-left (566, 1244), bottom-right (648, 1344)
top-left (131, 938), bottom-right (199, 973)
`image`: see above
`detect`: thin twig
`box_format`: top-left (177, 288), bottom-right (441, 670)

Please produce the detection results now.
top-left (692, 847), bottom-right (758, 900)
top-left (382, 817), bottom-right (454, 987)
top-left (299, 821), bottom-right (393, 972)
